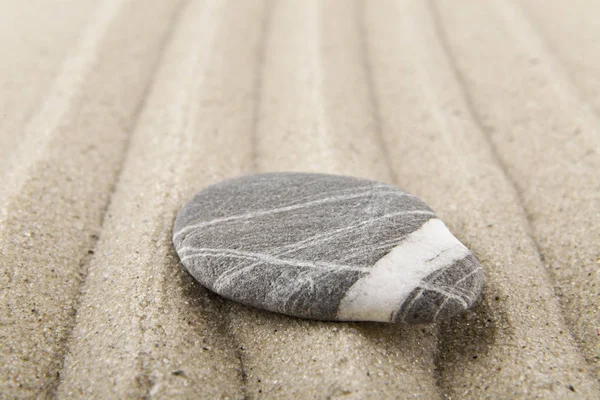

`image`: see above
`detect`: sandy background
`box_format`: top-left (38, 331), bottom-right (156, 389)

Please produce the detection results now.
top-left (1, 0), bottom-right (599, 398)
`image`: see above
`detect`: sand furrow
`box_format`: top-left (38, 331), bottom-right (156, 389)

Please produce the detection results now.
top-left (0, 0), bottom-right (96, 179)
top-left (434, 0), bottom-right (600, 383)
top-left (366, 0), bottom-right (599, 397)
top-left (54, 1), bottom-right (273, 398)
top-left (0, 1), bottom-right (185, 397)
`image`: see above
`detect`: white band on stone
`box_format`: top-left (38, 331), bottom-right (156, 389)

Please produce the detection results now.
top-left (337, 218), bottom-right (470, 322)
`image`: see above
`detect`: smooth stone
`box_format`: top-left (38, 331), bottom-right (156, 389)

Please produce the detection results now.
top-left (173, 172), bottom-right (483, 323)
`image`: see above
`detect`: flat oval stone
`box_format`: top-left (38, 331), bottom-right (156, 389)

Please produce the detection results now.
top-left (173, 172), bottom-right (483, 323)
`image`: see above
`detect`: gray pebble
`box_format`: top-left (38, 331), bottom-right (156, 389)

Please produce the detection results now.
top-left (173, 172), bottom-right (483, 323)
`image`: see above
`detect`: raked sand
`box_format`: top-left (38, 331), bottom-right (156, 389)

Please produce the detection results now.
top-left (1, 0), bottom-right (599, 398)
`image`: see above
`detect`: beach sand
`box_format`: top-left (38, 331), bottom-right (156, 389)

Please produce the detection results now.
top-left (1, 0), bottom-right (598, 398)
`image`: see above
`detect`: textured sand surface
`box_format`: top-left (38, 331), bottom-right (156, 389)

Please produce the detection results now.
top-left (1, 0), bottom-right (598, 398)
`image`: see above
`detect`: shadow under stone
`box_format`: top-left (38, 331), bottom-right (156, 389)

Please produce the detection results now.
top-left (433, 286), bottom-right (513, 396)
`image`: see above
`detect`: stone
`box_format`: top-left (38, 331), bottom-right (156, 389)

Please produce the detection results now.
top-left (173, 172), bottom-right (483, 323)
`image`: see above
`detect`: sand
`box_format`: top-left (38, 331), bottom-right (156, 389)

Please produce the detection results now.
top-left (1, 0), bottom-right (598, 398)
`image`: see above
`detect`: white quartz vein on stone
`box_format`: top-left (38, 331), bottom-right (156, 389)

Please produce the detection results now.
top-left (431, 266), bottom-right (483, 320)
top-left (187, 210), bottom-right (435, 291)
top-left (173, 187), bottom-right (418, 243)
top-left (280, 183), bottom-right (417, 208)
top-left (336, 218), bottom-right (470, 322)
top-left (278, 183), bottom-right (376, 205)
top-left (180, 247), bottom-right (370, 272)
